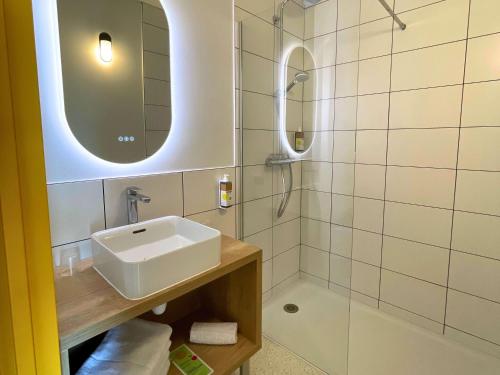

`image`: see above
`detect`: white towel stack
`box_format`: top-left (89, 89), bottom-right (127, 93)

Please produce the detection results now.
top-left (190, 322), bottom-right (238, 345)
top-left (76, 319), bottom-right (173, 375)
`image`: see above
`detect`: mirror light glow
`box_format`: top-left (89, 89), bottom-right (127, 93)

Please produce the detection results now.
top-left (278, 43), bottom-right (318, 158)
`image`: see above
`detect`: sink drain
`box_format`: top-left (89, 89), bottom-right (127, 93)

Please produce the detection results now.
top-left (283, 303), bottom-right (299, 313)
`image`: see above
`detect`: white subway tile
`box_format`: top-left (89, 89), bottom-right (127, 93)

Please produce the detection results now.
top-left (358, 55), bottom-right (391, 95)
top-left (333, 131), bottom-right (356, 163)
top-left (385, 166), bottom-right (456, 209)
top-left (382, 236), bottom-right (449, 285)
top-left (462, 81), bottom-right (500, 127)
top-left (273, 218), bottom-right (301, 255)
top-left (301, 245), bottom-right (330, 280)
top-left (304, 32), bottom-right (337, 70)
top-left (302, 218), bottom-right (331, 251)
top-left (238, 10), bottom-right (274, 60)
top-left (332, 163), bottom-right (355, 195)
top-left (282, 1), bottom-right (305, 37)
top-left (446, 290), bottom-right (500, 346)
top-left (242, 91), bottom-right (274, 130)
top-left (384, 202), bottom-right (452, 247)
top-left (357, 93), bottom-right (389, 130)
top-left (469, 0), bottom-right (500, 37)
top-left (335, 97), bottom-right (358, 130)
top-left (302, 161), bottom-right (333, 192)
top-left (356, 130), bottom-right (388, 165)
top-left (449, 251), bottom-right (500, 303)
top-left (310, 131), bottom-right (334, 162)
top-left (330, 254), bottom-right (352, 288)
top-left (305, 0), bottom-right (337, 38)
top-left (187, 206), bottom-right (236, 238)
top-left (354, 164), bottom-right (386, 200)
top-left (393, 0), bottom-right (469, 53)
top-left (273, 246), bottom-right (300, 285)
top-left (380, 269), bottom-right (447, 322)
top-left (351, 261), bottom-right (380, 298)
top-left (387, 128), bottom-right (459, 168)
top-left (465, 34), bottom-right (500, 83)
top-left (104, 173), bottom-right (182, 228)
top-left (337, 27), bottom-right (360, 64)
top-left (394, 0), bottom-right (440, 12)
top-left (335, 62), bottom-right (359, 97)
top-left (458, 127), bottom-right (500, 171)
top-left (242, 165), bottom-right (273, 202)
top-left (389, 86), bottom-right (462, 129)
top-left (242, 52), bottom-right (274, 95)
top-left (455, 171), bottom-right (500, 216)
top-left (338, 0), bottom-right (360, 29)
top-left (302, 190), bottom-right (332, 222)
top-left (452, 211), bottom-right (500, 261)
top-left (243, 196), bottom-right (273, 236)
top-left (360, 0), bottom-right (390, 24)
top-left (243, 129), bottom-right (273, 166)
top-left (331, 224), bottom-right (353, 257)
top-left (183, 168), bottom-right (235, 215)
top-left (391, 41), bottom-right (466, 91)
top-left (353, 197), bottom-right (384, 233)
top-left (359, 18), bottom-right (393, 60)
top-left (48, 181), bottom-right (105, 246)
top-left (331, 194), bottom-right (354, 227)
top-left (244, 228), bottom-right (273, 261)
top-left (235, 0), bottom-right (275, 23)
top-left (352, 229), bottom-right (382, 266)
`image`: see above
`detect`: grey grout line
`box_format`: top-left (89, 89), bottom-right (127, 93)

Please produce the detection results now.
top-left (443, 0), bottom-right (473, 333)
top-left (445, 325), bottom-right (500, 348)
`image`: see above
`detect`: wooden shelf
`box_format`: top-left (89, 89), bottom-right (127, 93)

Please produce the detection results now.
top-left (165, 311), bottom-right (259, 375)
top-left (55, 235), bottom-right (262, 374)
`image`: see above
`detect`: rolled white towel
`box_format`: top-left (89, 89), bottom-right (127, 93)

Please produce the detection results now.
top-left (189, 322), bottom-right (238, 345)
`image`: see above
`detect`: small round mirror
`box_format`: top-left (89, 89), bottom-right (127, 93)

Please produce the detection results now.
top-left (281, 46), bottom-right (316, 155)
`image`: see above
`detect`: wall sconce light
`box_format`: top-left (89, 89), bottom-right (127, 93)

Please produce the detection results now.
top-left (99, 32), bottom-right (112, 63)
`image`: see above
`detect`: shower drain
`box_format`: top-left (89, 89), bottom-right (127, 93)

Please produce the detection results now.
top-left (283, 303), bottom-right (299, 313)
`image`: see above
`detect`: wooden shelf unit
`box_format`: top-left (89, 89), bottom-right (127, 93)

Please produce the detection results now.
top-left (55, 236), bottom-right (262, 374)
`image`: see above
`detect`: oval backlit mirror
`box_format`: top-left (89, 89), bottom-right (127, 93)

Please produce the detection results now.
top-left (281, 46), bottom-right (316, 155)
top-left (57, 0), bottom-right (171, 163)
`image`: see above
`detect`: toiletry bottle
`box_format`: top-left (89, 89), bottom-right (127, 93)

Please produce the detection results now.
top-left (295, 126), bottom-right (305, 152)
top-left (219, 174), bottom-right (233, 208)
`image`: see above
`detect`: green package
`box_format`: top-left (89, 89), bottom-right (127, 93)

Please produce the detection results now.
top-left (169, 344), bottom-right (214, 375)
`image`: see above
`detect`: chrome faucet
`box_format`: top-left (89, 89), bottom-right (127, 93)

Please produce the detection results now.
top-left (127, 187), bottom-right (151, 224)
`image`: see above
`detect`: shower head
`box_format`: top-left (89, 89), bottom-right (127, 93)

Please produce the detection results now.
top-left (286, 71), bottom-right (309, 93)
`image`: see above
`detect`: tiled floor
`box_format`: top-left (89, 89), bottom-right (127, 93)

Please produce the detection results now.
top-left (250, 337), bottom-right (326, 375)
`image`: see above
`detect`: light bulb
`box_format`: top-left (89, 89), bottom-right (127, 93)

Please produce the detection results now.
top-left (99, 32), bottom-right (112, 63)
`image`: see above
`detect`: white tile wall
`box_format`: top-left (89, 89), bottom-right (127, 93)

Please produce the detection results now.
top-left (47, 181), bottom-right (105, 246)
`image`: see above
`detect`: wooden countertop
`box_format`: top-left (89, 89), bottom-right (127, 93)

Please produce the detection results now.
top-left (55, 236), bottom-right (261, 351)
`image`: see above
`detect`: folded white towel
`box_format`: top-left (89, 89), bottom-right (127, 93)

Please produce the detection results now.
top-left (76, 319), bottom-right (172, 375)
top-left (189, 322), bottom-right (238, 345)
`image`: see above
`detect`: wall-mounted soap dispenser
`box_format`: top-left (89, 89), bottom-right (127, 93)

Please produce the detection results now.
top-left (219, 174), bottom-right (233, 209)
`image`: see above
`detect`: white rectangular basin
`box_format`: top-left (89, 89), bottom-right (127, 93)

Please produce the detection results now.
top-left (91, 216), bottom-right (221, 300)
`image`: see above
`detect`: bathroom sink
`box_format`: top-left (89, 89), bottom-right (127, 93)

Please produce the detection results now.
top-left (91, 216), bottom-right (221, 300)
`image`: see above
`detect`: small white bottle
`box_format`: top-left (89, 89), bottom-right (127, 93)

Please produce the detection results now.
top-left (219, 174), bottom-right (233, 209)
